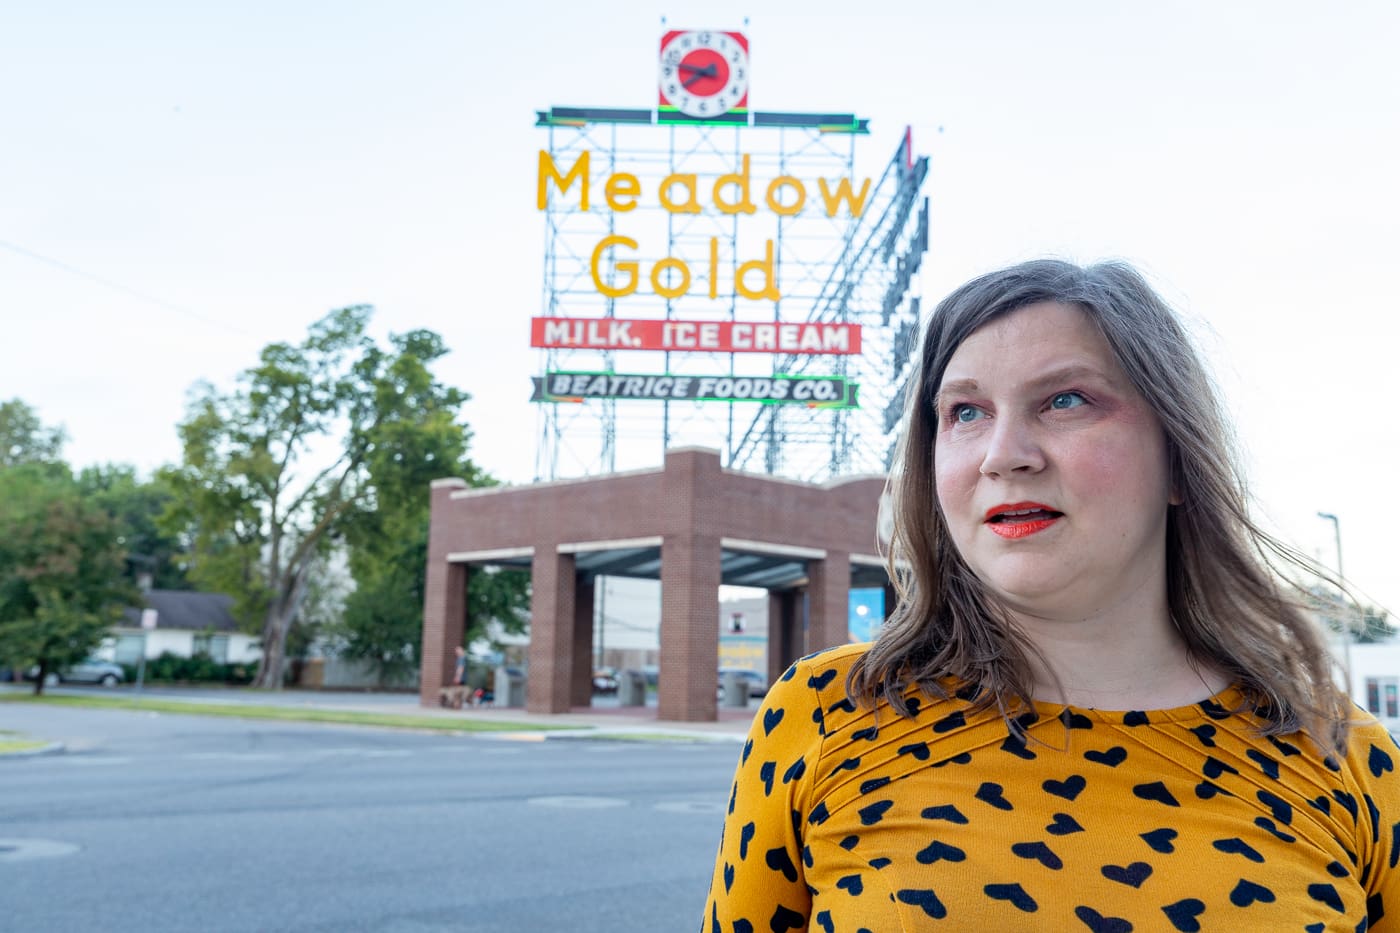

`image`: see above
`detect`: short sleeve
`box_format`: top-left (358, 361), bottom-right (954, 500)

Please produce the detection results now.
top-left (1349, 717), bottom-right (1400, 931)
top-left (701, 661), bottom-right (823, 933)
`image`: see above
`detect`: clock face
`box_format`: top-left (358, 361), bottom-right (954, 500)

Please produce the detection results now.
top-left (658, 30), bottom-right (749, 119)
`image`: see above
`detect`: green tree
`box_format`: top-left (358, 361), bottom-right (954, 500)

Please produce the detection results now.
top-left (77, 465), bottom-right (190, 590)
top-left (0, 464), bottom-right (134, 694)
top-left (331, 331), bottom-right (527, 686)
top-left (160, 306), bottom-right (517, 688)
top-left (0, 398), bottom-right (66, 467)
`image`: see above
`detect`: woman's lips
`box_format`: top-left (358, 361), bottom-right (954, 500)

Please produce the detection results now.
top-left (983, 502), bottom-right (1063, 539)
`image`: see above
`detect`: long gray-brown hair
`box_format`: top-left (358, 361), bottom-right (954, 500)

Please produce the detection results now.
top-left (849, 259), bottom-right (1350, 743)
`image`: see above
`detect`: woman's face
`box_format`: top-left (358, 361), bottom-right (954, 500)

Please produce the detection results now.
top-left (932, 301), bottom-right (1176, 621)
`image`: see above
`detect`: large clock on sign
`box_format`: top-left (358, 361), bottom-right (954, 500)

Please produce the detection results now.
top-left (658, 30), bottom-right (749, 119)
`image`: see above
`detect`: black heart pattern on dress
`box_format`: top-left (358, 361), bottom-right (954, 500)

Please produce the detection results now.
top-left (933, 710), bottom-right (966, 733)
top-left (1212, 837), bottom-right (1263, 862)
top-left (1253, 816), bottom-right (1295, 843)
top-left (1101, 861), bottom-right (1152, 888)
top-left (976, 782), bottom-right (1014, 810)
top-left (807, 668), bottom-right (838, 690)
top-left (897, 741), bottom-right (930, 761)
top-left (896, 888), bottom-right (947, 919)
top-left (921, 804), bottom-right (968, 824)
top-left (1371, 743), bottom-right (1395, 778)
top-left (1044, 775), bottom-right (1087, 801)
top-left (1256, 789), bottom-right (1293, 824)
top-left (916, 839), bottom-right (967, 864)
top-left (984, 883), bottom-right (1038, 912)
top-left (858, 800), bottom-right (893, 826)
top-left (1307, 883), bottom-right (1344, 913)
top-left (1161, 898), bottom-right (1205, 932)
top-left (813, 909), bottom-right (834, 933)
top-left (835, 873), bottom-right (863, 896)
top-left (765, 846), bottom-right (798, 882)
top-left (1084, 746), bottom-right (1127, 767)
top-left (1048, 812), bottom-right (1085, 835)
top-left (1229, 878), bottom-right (1276, 907)
top-left (1201, 756), bottom-right (1239, 779)
top-left (759, 761), bottom-right (776, 796)
top-left (1245, 748), bottom-right (1280, 780)
top-left (1140, 827), bottom-right (1177, 853)
top-left (771, 904), bottom-right (805, 931)
top-left (763, 707), bottom-right (784, 735)
top-left (1133, 781), bottom-right (1180, 807)
top-left (859, 776), bottom-right (889, 794)
top-left (1188, 724), bottom-right (1217, 747)
top-left (723, 862), bottom-right (734, 893)
top-left (1001, 734), bottom-right (1037, 760)
top-left (739, 821), bottom-right (755, 859)
top-left (1011, 841), bottom-right (1063, 869)
top-left (1195, 781), bottom-right (1231, 800)
top-left (1074, 905), bottom-right (1133, 932)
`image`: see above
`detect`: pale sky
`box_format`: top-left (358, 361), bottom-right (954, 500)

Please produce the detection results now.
top-left (2, 1), bottom-right (1396, 615)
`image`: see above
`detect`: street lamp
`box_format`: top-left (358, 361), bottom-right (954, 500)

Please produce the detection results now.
top-left (1317, 511), bottom-right (1352, 695)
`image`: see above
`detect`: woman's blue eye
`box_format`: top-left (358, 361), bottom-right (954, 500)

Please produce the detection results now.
top-left (1050, 392), bottom-right (1086, 410)
top-left (952, 404), bottom-right (981, 423)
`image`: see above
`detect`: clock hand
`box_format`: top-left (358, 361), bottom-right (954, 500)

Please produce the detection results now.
top-left (679, 62), bottom-right (718, 78)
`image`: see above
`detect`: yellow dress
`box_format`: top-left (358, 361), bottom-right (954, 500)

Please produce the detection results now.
top-left (703, 643), bottom-right (1400, 932)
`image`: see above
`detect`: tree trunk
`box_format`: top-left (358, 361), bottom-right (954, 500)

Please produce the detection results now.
top-left (252, 606), bottom-right (290, 689)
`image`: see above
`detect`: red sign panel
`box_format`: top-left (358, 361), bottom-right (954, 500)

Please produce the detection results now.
top-left (530, 317), bottom-right (861, 355)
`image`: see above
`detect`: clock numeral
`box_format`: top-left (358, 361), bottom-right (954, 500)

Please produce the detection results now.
top-left (698, 100), bottom-right (708, 113)
top-left (698, 31), bottom-right (712, 45)
top-left (666, 82), bottom-right (679, 95)
top-left (662, 66), bottom-right (672, 78)
top-left (735, 67), bottom-right (745, 80)
top-left (665, 49), bottom-right (681, 65)
top-left (680, 36), bottom-right (691, 48)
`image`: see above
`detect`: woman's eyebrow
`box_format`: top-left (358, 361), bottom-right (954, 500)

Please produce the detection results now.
top-left (934, 364), bottom-right (1118, 406)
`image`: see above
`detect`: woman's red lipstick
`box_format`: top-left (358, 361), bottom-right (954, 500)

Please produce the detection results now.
top-left (984, 501), bottom-right (1062, 539)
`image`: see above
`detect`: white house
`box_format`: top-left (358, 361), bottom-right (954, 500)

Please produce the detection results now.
top-left (101, 589), bottom-right (261, 666)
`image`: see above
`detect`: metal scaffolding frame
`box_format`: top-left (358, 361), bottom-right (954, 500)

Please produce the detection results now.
top-left (535, 107), bottom-right (927, 483)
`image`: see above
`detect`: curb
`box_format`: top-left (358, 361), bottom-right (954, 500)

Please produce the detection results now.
top-left (535, 727), bottom-right (746, 744)
top-left (0, 741), bottom-right (65, 759)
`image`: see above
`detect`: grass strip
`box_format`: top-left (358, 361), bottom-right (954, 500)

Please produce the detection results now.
top-left (0, 694), bottom-right (575, 733)
top-left (0, 739), bottom-right (49, 753)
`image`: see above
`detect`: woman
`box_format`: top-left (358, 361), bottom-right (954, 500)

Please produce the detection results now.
top-left (702, 260), bottom-right (1399, 932)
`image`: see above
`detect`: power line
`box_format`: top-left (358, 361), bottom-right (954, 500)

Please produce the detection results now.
top-left (0, 237), bottom-right (252, 336)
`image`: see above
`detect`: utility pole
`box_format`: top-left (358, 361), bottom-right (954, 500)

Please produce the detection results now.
top-left (1317, 511), bottom-right (1351, 697)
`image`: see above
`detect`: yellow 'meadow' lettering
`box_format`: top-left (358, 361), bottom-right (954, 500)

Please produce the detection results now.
top-left (713, 155), bottom-right (757, 215)
top-left (590, 235), bottom-right (639, 297)
top-left (605, 172), bottom-right (641, 212)
top-left (765, 176), bottom-right (806, 217)
top-left (538, 150), bottom-right (590, 210)
top-left (660, 173), bottom-right (702, 213)
top-left (817, 176), bottom-right (871, 218)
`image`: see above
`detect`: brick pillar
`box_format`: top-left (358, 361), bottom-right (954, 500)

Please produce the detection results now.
top-left (527, 549), bottom-right (575, 714)
top-left (767, 589), bottom-right (799, 685)
top-left (420, 477), bottom-right (470, 707)
top-left (660, 532), bottom-right (721, 721)
top-left (571, 578), bottom-right (596, 707)
top-left (807, 550), bottom-right (851, 654)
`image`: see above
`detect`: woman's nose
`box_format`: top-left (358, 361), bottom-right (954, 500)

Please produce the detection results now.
top-left (978, 416), bottom-right (1046, 477)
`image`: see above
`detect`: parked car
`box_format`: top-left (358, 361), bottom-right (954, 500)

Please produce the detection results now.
top-left (718, 667), bottom-right (768, 699)
top-left (25, 658), bottom-right (125, 687)
top-left (592, 668), bottom-right (619, 695)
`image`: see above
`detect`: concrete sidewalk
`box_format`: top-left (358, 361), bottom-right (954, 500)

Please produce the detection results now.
top-left (0, 684), bottom-right (759, 742)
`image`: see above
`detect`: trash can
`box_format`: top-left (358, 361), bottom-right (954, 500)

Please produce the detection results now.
top-left (618, 669), bottom-right (647, 707)
top-left (721, 671), bottom-right (749, 708)
top-left (496, 667), bottom-right (526, 707)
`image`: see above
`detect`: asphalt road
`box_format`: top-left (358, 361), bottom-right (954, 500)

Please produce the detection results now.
top-left (0, 702), bottom-right (740, 932)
